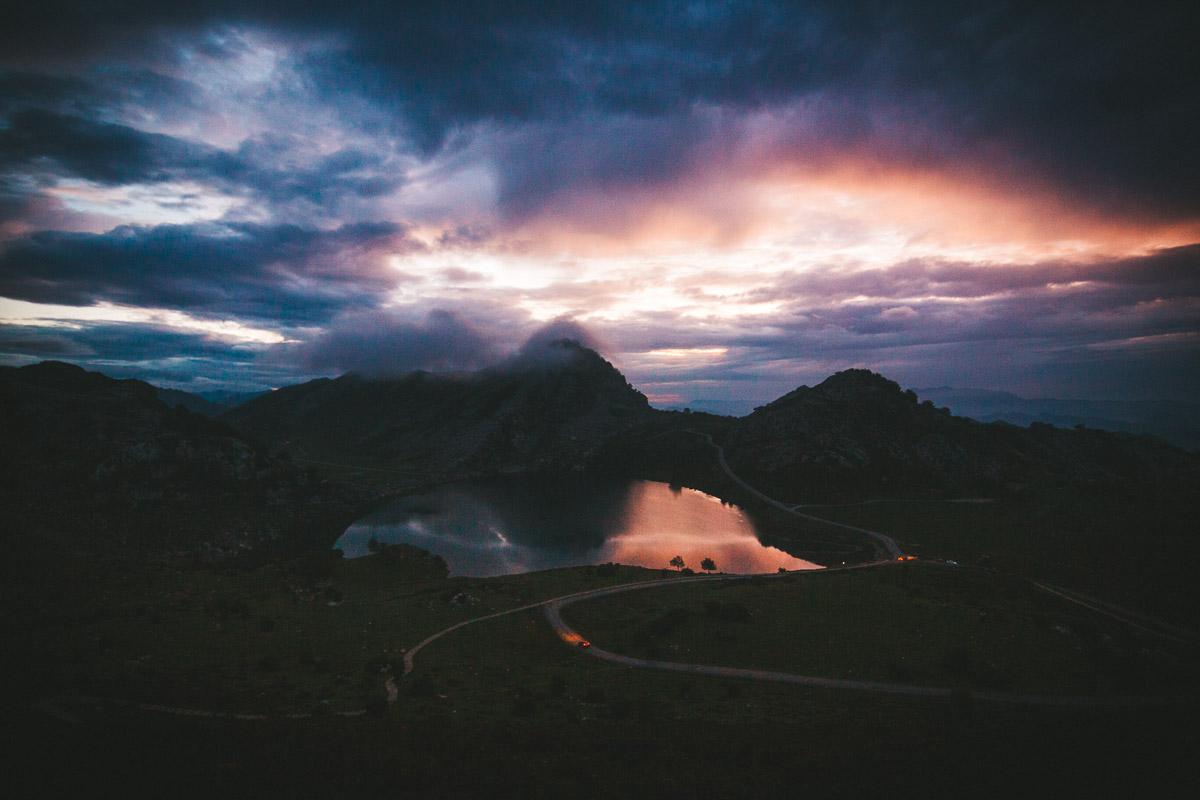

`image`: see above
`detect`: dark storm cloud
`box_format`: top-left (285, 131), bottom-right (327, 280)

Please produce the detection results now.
top-left (0, 328), bottom-right (94, 357)
top-left (292, 309), bottom-right (610, 378)
top-left (0, 109), bottom-right (213, 186)
top-left (0, 321), bottom-right (247, 363)
top-left (0, 109), bottom-right (404, 217)
top-left (0, 71), bottom-right (110, 117)
top-left (207, 133), bottom-right (404, 205)
top-left (299, 308), bottom-right (503, 377)
top-left (0, 220), bottom-right (412, 322)
top-left (518, 317), bottom-right (603, 357)
top-left (491, 112), bottom-right (721, 220)
top-left (2, 2), bottom-right (1197, 218)
top-left (0, 319), bottom-right (309, 389)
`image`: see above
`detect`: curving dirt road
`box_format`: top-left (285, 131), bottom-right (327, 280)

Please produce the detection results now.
top-left (39, 436), bottom-right (1191, 726)
top-left (541, 577), bottom-right (1187, 708)
top-left (403, 431), bottom-right (1190, 708)
top-left (401, 573), bottom-right (756, 676)
top-left (685, 430), bottom-right (903, 558)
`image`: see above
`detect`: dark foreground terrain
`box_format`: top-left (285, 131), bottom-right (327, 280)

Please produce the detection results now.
top-left (5, 550), bottom-right (1198, 799)
top-left (11, 697), bottom-right (1197, 798)
top-left (3, 355), bottom-right (1199, 797)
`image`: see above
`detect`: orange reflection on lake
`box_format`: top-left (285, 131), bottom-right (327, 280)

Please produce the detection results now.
top-left (600, 484), bottom-right (818, 574)
top-left (337, 477), bottom-right (820, 576)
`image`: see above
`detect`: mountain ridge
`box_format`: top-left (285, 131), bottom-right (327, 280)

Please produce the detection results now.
top-left (720, 368), bottom-right (1197, 502)
top-left (223, 348), bottom-right (1198, 503)
top-left (6, 353), bottom-right (1195, 565)
top-left (914, 385), bottom-right (1200, 451)
top-left (223, 338), bottom-right (652, 480)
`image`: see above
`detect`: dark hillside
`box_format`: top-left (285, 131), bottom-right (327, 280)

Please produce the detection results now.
top-left (722, 369), bottom-right (1199, 503)
top-left (0, 361), bottom-right (364, 564)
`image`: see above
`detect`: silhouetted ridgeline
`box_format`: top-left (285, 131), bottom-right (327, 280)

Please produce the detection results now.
top-left (5, 354), bottom-right (1197, 566)
top-left (223, 339), bottom-right (652, 480)
top-left (0, 361), bottom-right (366, 563)
top-left (601, 369), bottom-right (1200, 504)
top-left (718, 369), bottom-right (1199, 502)
top-left (915, 386), bottom-right (1200, 452)
top-left (225, 349), bottom-right (1197, 503)
top-left (153, 386), bottom-right (268, 417)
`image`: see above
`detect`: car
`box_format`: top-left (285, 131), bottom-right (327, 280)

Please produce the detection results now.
top-left (578, 640), bottom-right (591, 649)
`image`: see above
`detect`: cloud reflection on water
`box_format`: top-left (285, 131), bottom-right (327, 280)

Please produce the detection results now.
top-left (336, 478), bottom-right (819, 576)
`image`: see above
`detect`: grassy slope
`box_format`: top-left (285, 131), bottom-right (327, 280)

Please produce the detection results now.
top-left (16, 540), bottom-right (1194, 718)
top-left (804, 491), bottom-right (1199, 626)
top-left (9, 551), bottom-right (1200, 797)
top-left (563, 563), bottom-right (1197, 695)
top-left (5, 549), bottom-right (665, 715)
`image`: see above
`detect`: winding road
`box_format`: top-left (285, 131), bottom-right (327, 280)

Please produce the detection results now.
top-left (52, 432), bottom-right (1187, 725)
top-left (683, 430), bottom-right (902, 559)
top-left (541, 574), bottom-right (1184, 708)
top-left (397, 429), bottom-right (1193, 709)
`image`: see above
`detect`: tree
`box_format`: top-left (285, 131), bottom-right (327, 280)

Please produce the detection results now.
top-left (700, 557), bottom-right (716, 573)
top-left (669, 555), bottom-right (685, 571)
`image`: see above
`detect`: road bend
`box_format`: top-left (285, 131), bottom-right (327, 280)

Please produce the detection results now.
top-left (685, 430), bottom-right (902, 558)
top-left (541, 584), bottom-right (1186, 708)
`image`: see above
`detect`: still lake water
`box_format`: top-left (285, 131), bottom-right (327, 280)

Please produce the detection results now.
top-left (336, 477), bottom-right (819, 577)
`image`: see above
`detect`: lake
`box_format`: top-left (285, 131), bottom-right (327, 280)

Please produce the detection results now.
top-left (335, 476), bottom-right (820, 576)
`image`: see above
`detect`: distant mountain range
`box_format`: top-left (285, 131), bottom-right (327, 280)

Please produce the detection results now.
top-left (914, 387), bottom-right (1200, 452)
top-left (155, 376), bottom-right (1200, 453)
top-left (225, 346), bottom-right (1198, 504)
top-left (153, 387), bottom-right (267, 416)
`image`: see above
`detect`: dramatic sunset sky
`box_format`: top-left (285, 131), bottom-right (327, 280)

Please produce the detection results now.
top-left (1, 2), bottom-right (1197, 412)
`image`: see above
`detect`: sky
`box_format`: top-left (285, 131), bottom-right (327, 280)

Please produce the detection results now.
top-left (0, 1), bottom-right (1197, 413)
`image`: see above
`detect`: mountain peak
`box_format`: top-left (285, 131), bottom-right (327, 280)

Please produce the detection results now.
top-left (505, 337), bottom-right (609, 373)
top-left (816, 369), bottom-right (904, 397)
top-left (8, 359), bottom-right (158, 402)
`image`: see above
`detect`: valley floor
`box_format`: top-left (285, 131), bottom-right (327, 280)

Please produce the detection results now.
top-left (7, 541), bottom-right (1199, 798)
